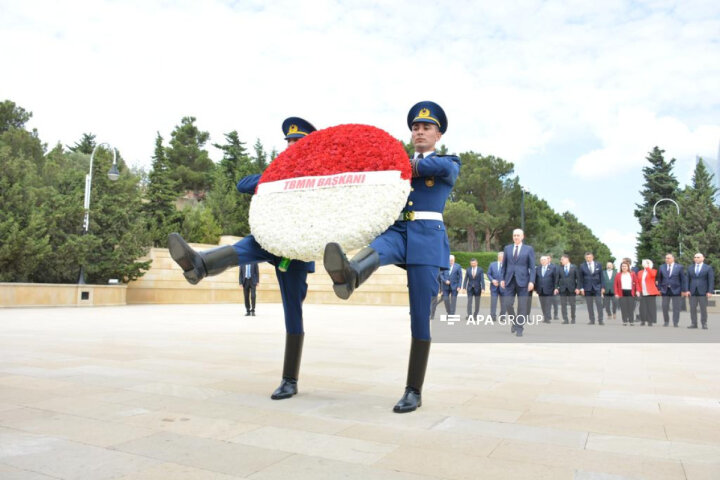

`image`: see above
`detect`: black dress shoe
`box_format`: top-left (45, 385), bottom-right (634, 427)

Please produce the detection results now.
top-left (688, 325), bottom-right (698, 329)
top-left (245, 312), bottom-right (251, 316)
top-left (251, 311), bottom-right (255, 316)
top-left (599, 321), bottom-right (604, 325)
top-left (663, 323), bottom-right (669, 327)
top-left (271, 378), bottom-right (297, 400)
top-left (516, 330), bottom-right (523, 337)
top-left (562, 320), bottom-right (569, 324)
top-left (511, 324), bottom-right (516, 333)
top-left (393, 387), bottom-right (421, 413)
top-left (588, 321), bottom-right (595, 325)
top-left (702, 325), bottom-right (708, 330)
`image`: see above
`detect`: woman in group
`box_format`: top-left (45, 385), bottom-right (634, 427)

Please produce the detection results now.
top-left (636, 259), bottom-right (660, 326)
top-left (614, 262), bottom-right (637, 325)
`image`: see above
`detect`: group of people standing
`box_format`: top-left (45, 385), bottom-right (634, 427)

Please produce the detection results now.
top-left (432, 243), bottom-right (716, 332)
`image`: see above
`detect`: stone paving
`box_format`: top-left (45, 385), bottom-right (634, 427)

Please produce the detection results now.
top-left (0, 303), bottom-right (719, 479)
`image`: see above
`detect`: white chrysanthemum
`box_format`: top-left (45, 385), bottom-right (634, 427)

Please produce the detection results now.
top-left (250, 171), bottom-right (411, 261)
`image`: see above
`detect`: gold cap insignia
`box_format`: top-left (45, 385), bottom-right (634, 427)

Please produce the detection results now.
top-left (418, 108), bottom-right (430, 118)
top-left (288, 124), bottom-right (299, 134)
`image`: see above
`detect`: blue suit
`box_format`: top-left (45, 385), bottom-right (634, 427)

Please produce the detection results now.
top-left (536, 264), bottom-right (557, 322)
top-left (234, 174), bottom-right (314, 334)
top-left (578, 261), bottom-right (604, 323)
top-left (487, 260), bottom-right (506, 318)
top-left (687, 263), bottom-right (715, 327)
top-left (657, 262), bottom-right (687, 326)
top-left (501, 243), bottom-right (536, 330)
top-left (370, 152), bottom-right (461, 340)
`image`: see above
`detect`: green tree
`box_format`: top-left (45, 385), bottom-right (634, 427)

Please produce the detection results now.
top-left (144, 133), bottom-right (182, 246)
top-left (252, 138), bottom-right (269, 171)
top-left (67, 133), bottom-right (96, 154)
top-left (165, 116), bottom-right (215, 193)
top-left (0, 100), bottom-right (32, 133)
top-left (653, 160), bottom-right (720, 267)
top-left (205, 131), bottom-right (262, 236)
top-left (180, 204), bottom-right (222, 244)
top-left (635, 147), bottom-right (679, 263)
top-left (0, 125), bottom-right (52, 281)
top-left (450, 152), bottom-right (516, 251)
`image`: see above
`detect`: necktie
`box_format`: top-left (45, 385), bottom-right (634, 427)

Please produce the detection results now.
top-left (668, 264), bottom-right (673, 277)
top-left (472, 267), bottom-right (476, 278)
top-left (565, 266), bottom-right (569, 275)
top-left (513, 245), bottom-right (519, 260)
top-left (417, 153), bottom-right (424, 159)
top-left (498, 263), bottom-right (502, 273)
top-left (589, 262), bottom-right (594, 274)
top-left (245, 265), bottom-right (251, 279)
top-left (542, 266), bottom-right (546, 277)
top-left (696, 264), bottom-right (700, 275)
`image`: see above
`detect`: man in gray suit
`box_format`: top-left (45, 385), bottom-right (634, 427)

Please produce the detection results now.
top-left (685, 253), bottom-right (715, 329)
top-left (555, 254), bottom-right (579, 324)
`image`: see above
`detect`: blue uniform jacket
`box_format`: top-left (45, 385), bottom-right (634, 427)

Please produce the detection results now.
top-left (657, 263), bottom-right (688, 295)
top-left (388, 153), bottom-right (461, 268)
top-left (501, 244), bottom-right (536, 288)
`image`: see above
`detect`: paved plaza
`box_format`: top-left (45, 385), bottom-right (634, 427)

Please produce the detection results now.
top-left (1, 303), bottom-right (719, 479)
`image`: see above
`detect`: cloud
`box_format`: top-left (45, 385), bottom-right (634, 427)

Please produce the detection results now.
top-left (600, 228), bottom-right (639, 262)
top-left (571, 108), bottom-right (720, 179)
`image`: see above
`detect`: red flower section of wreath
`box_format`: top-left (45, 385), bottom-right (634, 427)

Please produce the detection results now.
top-left (259, 124), bottom-right (411, 184)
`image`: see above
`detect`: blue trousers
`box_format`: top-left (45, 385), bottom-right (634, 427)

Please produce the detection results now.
top-left (232, 235), bottom-right (312, 334)
top-left (502, 279), bottom-right (529, 329)
top-left (371, 228), bottom-right (439, 341)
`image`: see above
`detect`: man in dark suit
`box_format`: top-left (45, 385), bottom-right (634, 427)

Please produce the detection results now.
top-left (440, 255), bottom-right (463, 315)
top-left (602, 262), bottom-right (618, 319)
top-left (578, 252), bottom-right (605, 325)
top-left (555, 254), bottom-right (579, 324)
top-left (685, 253), bottom-right (715, 329)
top-left (239, 263), bottom-right (260, 316)
top-left (548, 254), bottom-right (560, 319)
top-left (462, 258), bottom-right (485, 318)
top-left (487, 252), bottom-right (506, 320)
top-left (536, 255), bottom-right (558, 323)
top-left (657, 253), bottom-right (687, 327)
top-left (500, 229), bottom-right (536, 337)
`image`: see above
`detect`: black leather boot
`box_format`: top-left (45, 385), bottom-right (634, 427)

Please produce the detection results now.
top-left (271, 333), bottom-right (304, 400)
top-left (393, 338), bottom-right (430, 413)
top-left (323, 243), bottom-right (380, 300)
top-left (168, 233), bottom-right (238, 285)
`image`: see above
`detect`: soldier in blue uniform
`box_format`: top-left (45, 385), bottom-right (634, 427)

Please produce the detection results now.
top-left (167, 117), bottom-right (316, 401)
top-left (323, 101), bottom-right (461, 413)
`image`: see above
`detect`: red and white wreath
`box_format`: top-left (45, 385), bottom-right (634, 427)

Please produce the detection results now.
top-left (249, 124), bottom-right (412, 261)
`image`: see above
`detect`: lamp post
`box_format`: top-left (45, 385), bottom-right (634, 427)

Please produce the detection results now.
top-left (650, 198), bottom-right (682, 257)
top-left (78, 143), bottom-right (120, 284)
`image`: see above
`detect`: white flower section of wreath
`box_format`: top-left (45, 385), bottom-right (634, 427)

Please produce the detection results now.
top-left (249, 181), bottom-right (411, 261)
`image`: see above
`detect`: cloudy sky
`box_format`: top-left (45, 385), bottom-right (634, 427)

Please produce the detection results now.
top-left (2, 0), bottom-right (719, 261)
